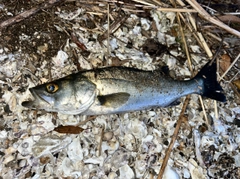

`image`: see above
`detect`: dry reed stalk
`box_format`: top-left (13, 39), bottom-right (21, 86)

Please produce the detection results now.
top-left (205, 32), bottom-right (229, 46)
top-left (157, 8), bottom-right (197, 12)
top-left (107, 3), bottom-right (110, 58)
top-left (185, 0), bottom-right (240, 37)
top-left (199, 96), bottom-right (209, 125)
top-left (157, 96), bottom-right (191, 179)
top-left (98, 127), bottom-right (105, 157)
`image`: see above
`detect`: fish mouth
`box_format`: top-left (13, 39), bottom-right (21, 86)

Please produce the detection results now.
top-left (22, 88), bottom-right (51, 108)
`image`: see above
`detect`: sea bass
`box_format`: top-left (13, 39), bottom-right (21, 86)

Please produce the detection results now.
top-left (22, 62), bottom-right (226, 115)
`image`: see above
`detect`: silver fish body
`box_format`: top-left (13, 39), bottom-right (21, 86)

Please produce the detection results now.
top-left (22, 62), bottom-right (226, 115)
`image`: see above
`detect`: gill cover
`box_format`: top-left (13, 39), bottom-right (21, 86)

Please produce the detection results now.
top-left (70, 78), bottom-right (97, 114)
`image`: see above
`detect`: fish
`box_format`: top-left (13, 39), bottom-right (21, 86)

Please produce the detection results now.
top-left (22, 61), bottom-right (226, 115)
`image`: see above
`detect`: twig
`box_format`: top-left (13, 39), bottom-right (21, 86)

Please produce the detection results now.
top-left (197, 32), bottom-right (213, 58)
top-left (157, 95), bottom-right (191, 179)
top-left (157, 8), bottom-right (197, 12)
top-left (199, 96), bottom-right (208, 125)
top-left (98, 15), bottom-right (128, 42)
top-left (107, 3), bottom-right (110, 58)
top-left (209, 39), bottom-right (224, 65)
top-left (205, 32), bottom-right (229, 47)
top-left (178, 13), bottom-right (203, 50)
top-left (185, 0), bottom-right (240, 38)
top-left (132, 0), bottom-right (156, 6)
top-left (229, 71), bottom-right (240, 83)
top-left (0, 0), bottom-right (65, 31)
top-left (219, 65), bottom-right (240, 100)
top-left (214, 100), bottom-right (219, 119)
top-left (219, 53), bottom-right (240, 81)
top-left (169, 0), bottom-right (193, 72)
top-left (98, 127), bottom-right (104, 156)
top-left (175, 0), bottom-right (213, 58)
top-left (176, 12), bottom-right (193, 73)
top-left (230, 83), bottom-right (240, 99)
top-left (77, 116), bottom-right (96, 126)
top-left (201, 4), bottom-right (240, 16)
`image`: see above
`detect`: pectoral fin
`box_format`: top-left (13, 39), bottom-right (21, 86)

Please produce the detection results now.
top-left (97, 93), bottom-right (130, 108)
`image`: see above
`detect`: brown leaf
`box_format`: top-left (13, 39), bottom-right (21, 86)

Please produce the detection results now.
top-left (111, 57), bottom-right (129, 66)
top-left (218, 15), bottom-right (240, 24)
top-left (39, 156), bottom-right (51, 164)
top-left (220, 54), bottom-right (231, 72)
top-left (54, 126), bottom-right (84, 134)
top-left (71, 34), bottom-right (88, 51)
top-left (233, 79), bottom-right (240, 90)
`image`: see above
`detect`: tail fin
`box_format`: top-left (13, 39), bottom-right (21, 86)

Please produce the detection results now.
top-left (195, 61), bottom-right (226, 102)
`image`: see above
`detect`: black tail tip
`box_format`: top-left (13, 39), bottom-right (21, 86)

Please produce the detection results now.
top-left (204, 90), bottom-right (226, 102)
top-left (196, 61), bottom-right (226, 102)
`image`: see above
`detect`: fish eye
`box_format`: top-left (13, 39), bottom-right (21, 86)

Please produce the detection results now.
top-left (46, 83), bottom-right (59, 93)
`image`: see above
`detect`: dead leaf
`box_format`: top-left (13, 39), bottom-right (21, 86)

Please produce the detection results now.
top-left (71, 33), bottom-right (88, 51)
top-left (54, 126), bottom-right (84, 134)
top-left (220, 54), bottom-right (231, 72)
top-left (233, 79), bottom-right (240, 90)
top-left (39, 156), bottom-right (51, 164)
top-left (218, 15), bottom-right (240, 24)
top-left (111, 57), bottom-right (129, 66)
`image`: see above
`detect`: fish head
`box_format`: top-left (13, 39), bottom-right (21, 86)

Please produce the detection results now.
top-left (22, 76), bottom-right (97, 114)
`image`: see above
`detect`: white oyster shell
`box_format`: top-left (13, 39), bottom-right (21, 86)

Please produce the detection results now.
top-left (119, 164), bottom-right (135, 179)
top-left (126, 119), bottom-right (147, 139)
top-left (52, 50), bottom-right (69, 67)
top-left (163, 165), bottom-right (180, 179)
top-left (32, 135), bottom-right (72, 157)
top-left (17, 137), bottom-right (35, 156)
top-left (67, 136), bottom-right (84, 162)
top-left (188, 159), bottom-right (206, 179)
